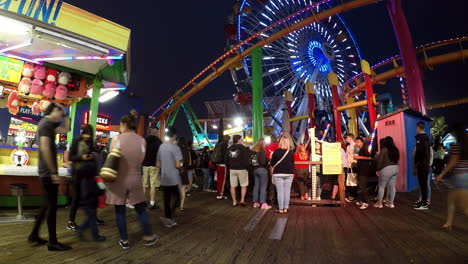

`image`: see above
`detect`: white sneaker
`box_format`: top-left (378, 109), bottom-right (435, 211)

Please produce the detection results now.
top-left (385, 203), bottom-right (395, 208)
top-left (126, 204), bottom-right (134, 209)
top-left (359, 203), bottom-right (369, 210)
top-left (355, 201), bottom-right (363, 206)
top-left (373, 203), bottom-right (383, 208)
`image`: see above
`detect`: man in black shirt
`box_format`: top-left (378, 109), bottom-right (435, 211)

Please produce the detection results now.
top-left (413, 122), bottom-right (431, 210)
top-left (29, 103), bottom-right (71, 251)
top-left (354, 137), bottom-right (372, 210)
top-left (142, 128), bottom-right (162, 210)
top-left (226, 135), bottom-right (249, 206)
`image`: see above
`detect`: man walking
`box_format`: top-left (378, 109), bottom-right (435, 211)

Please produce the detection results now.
top-left (414, 122), bottom-right (431, 210)
top-left (226, 135), bottom-right (249, 206)
top-left (142, 127), bottom-right (162, 210)
top-left (157, 127), bottom-right (182, 227)
top-left (29, 103), bottom-right (71, 251)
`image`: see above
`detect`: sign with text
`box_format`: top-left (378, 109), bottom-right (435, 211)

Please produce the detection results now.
top-left (0, 0), bottom-right (130, 50)
top-left (84, 111), bottom-right (110, 128)
top-left (322, 142), bottom-right (342, 175)
top-left (0, 56), bottom-right (24, 84)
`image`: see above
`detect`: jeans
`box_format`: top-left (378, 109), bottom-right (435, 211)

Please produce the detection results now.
top-left (79, 207), bottom-right (99, 239)
top-left (202, 168), bottom-right (212, 189)
top-left (253, 168), bottom-right (268, 203)
top-left (162, 185), bottom-right (180, 219)
top-left (417, 166), bottom-right (430, 204)
top-left (30, 178), bottom-right (58, 244)
top-left (378, 165), bottom-right (398, 202)
top-left (274, 175), bottom-right (293, 210)
top-left (115, 202), bottom-right (152, 241)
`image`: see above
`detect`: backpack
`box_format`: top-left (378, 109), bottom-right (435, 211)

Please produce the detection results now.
top-left (249, 151), bottom-right (259, 167)
top-left (211, 142), bottom-right (224, 164)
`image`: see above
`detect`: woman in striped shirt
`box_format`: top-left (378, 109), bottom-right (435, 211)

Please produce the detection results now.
top-left (436, 124), bottom-right (468, 230)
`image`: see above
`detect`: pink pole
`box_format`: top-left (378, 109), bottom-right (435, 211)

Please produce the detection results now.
top-left (387, 0), bottom-right (426, 115)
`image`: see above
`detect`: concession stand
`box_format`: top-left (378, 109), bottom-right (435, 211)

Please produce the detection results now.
top-left (0, 0), bottom-right (131, 209)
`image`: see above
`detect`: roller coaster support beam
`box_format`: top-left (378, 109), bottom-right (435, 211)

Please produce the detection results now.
top-left (252, 47), bottom-right (264, 143)
top-left (285, 91), bottom-right (293, 134)
top-left (306, 82), bottom-right (316, 134)
top-left (159, 115), bottom-right (166, 140)
top-left (336, 95), bottom-right (377, 112)
top-left (329, 73), bottom-right (343, 142)
top-left (387, 0), bottom-right (426, 114)
top-left (347, 97), bottom-right (358, 137)
top-left (361, 60), bottom-right (377, 130)
top-left (153, 0), bottom-right (380, 123)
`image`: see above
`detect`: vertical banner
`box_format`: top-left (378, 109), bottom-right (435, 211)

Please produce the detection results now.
top-left (322, 142), bottom-right (342, 175)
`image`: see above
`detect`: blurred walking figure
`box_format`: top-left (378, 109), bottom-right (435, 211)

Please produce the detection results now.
top-left (106, 112), bottom-right (159, 249)
top-left (142, 127), bottom-right (162, 210)
top-left (157, 127), bottom-right (183, 228)
top-left (295, 144), bottom-right (310, 201)
top-left (200, 146), bottom-right (212, 191)
top-left (413, 122), bottom-right (432, 210)
top-left (436, 124), bottom-right (468, 230)
top-left (177, 137), bottom-right (191, 211)
top-left (251, 138), bottom-right (271, 209)
top-left (374, 137), bottom-right (400, 209)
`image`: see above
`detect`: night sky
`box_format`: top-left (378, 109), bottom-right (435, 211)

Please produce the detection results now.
top-left (66, 0), bottom-right (468, 137)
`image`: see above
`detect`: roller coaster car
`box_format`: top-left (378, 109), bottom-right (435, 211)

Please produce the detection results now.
top-left (234, 92), bottom-right (252, 105)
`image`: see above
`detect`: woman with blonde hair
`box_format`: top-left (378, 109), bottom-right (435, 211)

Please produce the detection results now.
top-left (295, 144), bottom-right (310, 200)
top-left (270, 136), bottom-right (295, 213)
top-left (251, 138), bottom-right (271, 209)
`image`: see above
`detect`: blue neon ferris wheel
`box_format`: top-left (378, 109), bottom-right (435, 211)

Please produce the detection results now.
top-left (230, 0), bottom-right (362, 135)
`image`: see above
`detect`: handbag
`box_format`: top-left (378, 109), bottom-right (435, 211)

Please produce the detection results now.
top-left (346, 168), bottom-right (358, 187)
top-left (100, 137), bottom-right (121, 182)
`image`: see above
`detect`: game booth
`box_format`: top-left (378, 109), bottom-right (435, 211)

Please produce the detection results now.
top-left (0, 0), bottom-right (131, 220)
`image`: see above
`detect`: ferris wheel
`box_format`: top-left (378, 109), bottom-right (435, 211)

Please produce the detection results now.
top-left (227, 0), bottom-right (362, 138)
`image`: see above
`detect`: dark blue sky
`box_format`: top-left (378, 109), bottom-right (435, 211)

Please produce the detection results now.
top-left (67, 0), bottom-right (468, 135)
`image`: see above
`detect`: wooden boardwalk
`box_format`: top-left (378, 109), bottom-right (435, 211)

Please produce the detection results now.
top-left (0, 188), bottom-right (467, 264)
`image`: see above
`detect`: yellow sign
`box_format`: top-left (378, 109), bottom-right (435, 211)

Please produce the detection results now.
top-left (223, 127), bottom-right (243, 135)
top-left (0, 0), bottom-right (130, 51)
top-left (22, 122), bottom-right (37, 131)
top-left (322, 142), bottom-right (342, 175)
top-left (0, 56), bottom-right (24, 83)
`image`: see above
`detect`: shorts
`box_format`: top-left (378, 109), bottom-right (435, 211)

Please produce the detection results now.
top-left (446, 171), bottom-right (468, 190)
top-left (143, 166), bottom-right (159, 188)
top-left (230, 169), bottom-right (249, 187)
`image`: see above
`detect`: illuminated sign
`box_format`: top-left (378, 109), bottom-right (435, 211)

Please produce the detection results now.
top-left (223, 127), bottom-right (243, 135)
top-left (0, 56), bottom-right (24, 83)
top-left (84, 111), bottom-right (111, 128)
top-left (0, 0), bottom-right (130, 50)
top-left (10, 149), bottom-right (30, 166)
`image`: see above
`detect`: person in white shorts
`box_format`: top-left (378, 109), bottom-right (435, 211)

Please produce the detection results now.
top-left (226, 135), bottom-right (249, 207)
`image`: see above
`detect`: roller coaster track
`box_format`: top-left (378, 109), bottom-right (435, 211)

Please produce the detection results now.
top-left (150, 0), bottom-right (380, 123)
top-left (342, 36), bottom-right (468, 99)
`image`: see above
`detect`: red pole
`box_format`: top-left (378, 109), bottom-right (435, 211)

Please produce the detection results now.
top-left (306, 82), bottom-right (316, 129)
top-left (285, 91), bottom-right (293, 133)
top-left (387, 0), bottom-right (426, 115)
top-left (329, 73), bottom-right (343, 142)
top-left (361, 60), bottom-right (377, 130)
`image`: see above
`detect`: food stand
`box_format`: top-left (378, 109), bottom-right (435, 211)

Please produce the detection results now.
top-left (0, 0), bottom-right (131, 207)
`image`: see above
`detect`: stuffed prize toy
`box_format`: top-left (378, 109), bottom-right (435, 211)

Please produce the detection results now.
top-left (43, 83), bottom-right (56, 99)
top-left (39, 100), bottom-right (51, 112)
top-left (100, 141), bottom-right (121, 182)
top-left (22, 63), bottom-right (35, 77)
top-left (18, 77), bottom-right (32, 94)
top-left (31, 101), bottom-right (40, 115)
top-left (30, 79), bottom-right (44, 95)
top-left (55, 85), bottom-right (68, 100)
top-left (58, 72), bottom-right (71, 85)
top-left (34, 65), bottom-right (47, 80)
top-left (45, 69), bottom-right (59, 85)
top-left (7, 91), bottom-right (19, 115)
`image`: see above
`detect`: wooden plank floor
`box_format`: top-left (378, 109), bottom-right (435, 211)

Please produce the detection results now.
top-left (0, 188), bottom-right (467, 264)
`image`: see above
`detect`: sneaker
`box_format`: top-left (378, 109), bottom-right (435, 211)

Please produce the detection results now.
top-left (253, 203), bottom-right (260, 208)
top-left (355, 201), bottom-right (363, 206)
top-left (93, 235), bottom-right (106, 242)
top-left (345, 197), bottom-right (355, 203)
top-left (385, 203), bottom-right (395, 208)
top-left (144, 235), bottom-right (160, 247)
top-left (160, 217), bottom-right (178, 228)
top-left (28, 235), bottom-right (47, 246)
top-left (186, 192), bottom-right (192, 197)
top-left (192, 184), bottom-right (199, 189)
top-left (261, 203), bottom-right (272, 210)
top-left (216, 196), bottom-right (228, 200)
top-left (96, 219), bottom-right (105, 225)
top-left (359, 203), bottom-right (369, 210)
top-left (47, 242), bottom-right (72, 251)
top-left (414, 203), bottom-right (429, 210)
top-left (119, 240), bottom-right (130, 249)
top-left (126, 204), bottom-right (135, 209)
top-left (66, 222), bottom-right (79, 231)
top-left (413, 200), bottom-right (421, 207)
top-left (373, 203), bottom-right (383, 208)
top-left (148, 204), bottom-right (160, 210)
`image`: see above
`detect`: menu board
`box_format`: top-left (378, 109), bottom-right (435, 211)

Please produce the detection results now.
top-left (322, 142), bottom-right (342, 175)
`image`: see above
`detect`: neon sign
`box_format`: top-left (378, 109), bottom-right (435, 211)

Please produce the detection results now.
top-left (84, 111), bottom-right (111, 128)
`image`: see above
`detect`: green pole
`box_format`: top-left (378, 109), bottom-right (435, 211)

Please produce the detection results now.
top-left (252, 47), bottom-right (264, 143)
top-left (89, 77), bottom-right (102, 136)
top-left (66, 102), bottom-right (77, 144)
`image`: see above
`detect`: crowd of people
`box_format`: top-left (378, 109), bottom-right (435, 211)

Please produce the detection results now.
top-left (26, 102), bottom-right (468, 252)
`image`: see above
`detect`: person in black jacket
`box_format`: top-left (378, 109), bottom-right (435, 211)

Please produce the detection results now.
top-left (413, 122), bottom-right (431, 210)
top-left (76, 160), bottom-right (106, 242)
top-left (226, 135), bottom-right (250, 206)
top-left (216, 135), bottom-right (230, 200)
top-left (142, 128), bottom-right (162, 210)
top-left (67, 125), bottom-right (96, 231)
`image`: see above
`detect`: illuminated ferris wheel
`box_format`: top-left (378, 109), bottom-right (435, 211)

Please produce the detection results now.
top-left (228, 0), bottom-right (362, 136)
